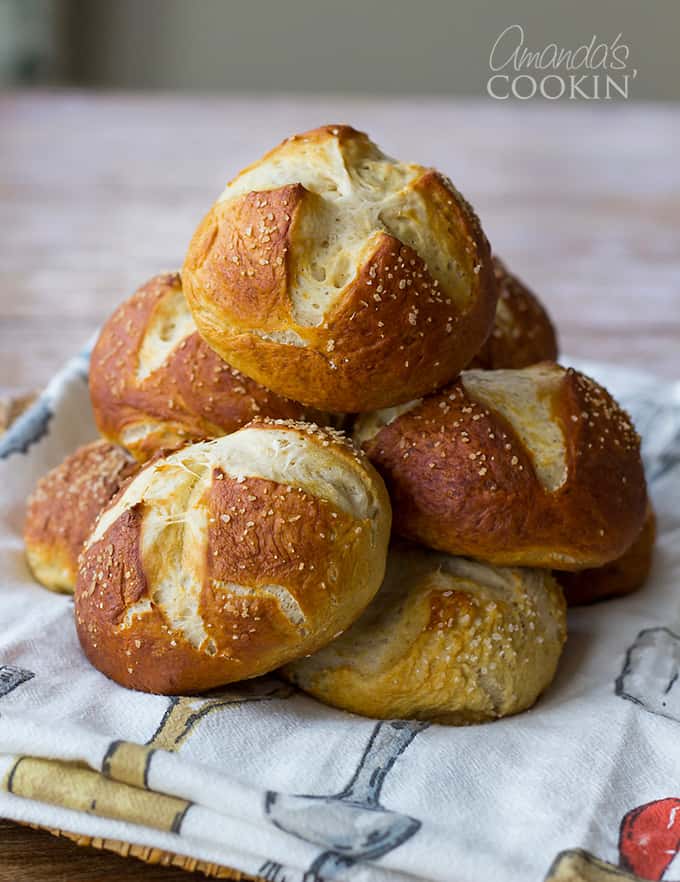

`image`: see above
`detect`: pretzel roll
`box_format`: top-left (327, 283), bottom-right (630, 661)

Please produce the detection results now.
top-left (90, 272), bottom-right (321, 461)
top-left (355, 364), bottom-right (646, 569)
top-left (182, 125), bottom-right (497, 413)
top-left (24, 440), bottom-right (138, 593)
top-left (556, 504), bottom-right (655, 606)
top-left (284, 543), bottom-right (566, 724)
top-left (469, 258), bottom-right (558, 369)
top-left (75, 420), bottom-right (391, 693)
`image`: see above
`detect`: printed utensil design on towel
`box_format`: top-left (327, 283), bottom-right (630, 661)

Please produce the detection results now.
top-left (616, 628), bottom-right (680, 722)
top-left (148, 677), bottom-right (294, 750)
top-left (0, 396), bottom-right (53, 459)
top-left (0, 665), bottom-right (35, 697)
top-left (0, 345), bottom-right (90, 460)
top-left (4, 677), bottom-right (294, 840)
top-left (545, 797), bottom-right (680, 881)
top-left (622, 396), bottom-right (680, 485)
top-left (101, 676), bottom-right (294, 795)
top-left (262, 719), bottom-right (428, 881)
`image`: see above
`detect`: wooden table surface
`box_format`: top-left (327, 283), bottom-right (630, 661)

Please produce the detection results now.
top-left (0, 819), bottom-right (219, 881)
top-left (1, 90), bottom-right (679, 880)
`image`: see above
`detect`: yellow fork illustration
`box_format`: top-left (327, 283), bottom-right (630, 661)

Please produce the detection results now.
top-left (4, 677), bottom-right (292, 834)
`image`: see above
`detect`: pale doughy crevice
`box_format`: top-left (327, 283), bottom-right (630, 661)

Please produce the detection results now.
top-left (140, 459), bottom-right (211, 649)
top-left (212, 580), bottom-right (307, 632)
top-left (88, 451), bottom-right (213, 650)
top-left (120, 421), bottom-right (188, 453)
top-left (461, 365), bottom-right (567, 492)
top-left (87, 464), bottom-right (159, 548)
top-left (94, 429), bottom-right (373, 537)
top-left (251, 328), bottom-right (307, 347)
top-left (289, 201), bottom-right (374, 327)
top-left (353, 399), bottom-right (422, 447)
top-left (492, 296), bottom-right (516, 335)
top-left (377, 189), bottom-right (470, 309)
top-left (287, 545), bottom-right (436, 678)
top-left (517, 568), bottom-right (566, 645)
top-left (295, 546), bottom-right (561, 680)
top-left (541, 550), bottom-right (580, 568)
top-left (216, 131), bottom-right (469, 328)
top-left (136, 287), bottom-right (195, 381)
top-left (121, 423), bottom-right (158, 447)
top-left (435, 555), bottom-right (518, 595)
top-left (219, 137), bottom-right (357, 206)
top-left (87, 427), bottom-right (375, 653)
top-left (209, 428), bottom-right (375, 521)
top-left (120, 599), bottom-right (153, 629)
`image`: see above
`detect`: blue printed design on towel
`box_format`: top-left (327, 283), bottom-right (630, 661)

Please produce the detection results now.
top-left (261, 720), bottom-right (427, 881)
top-left (0, 344), bottom-right (92, 460)
top-left (0, 397), bottom-right (53, 460)
top-left (622, 396), bottom-right (680, 484)
top-left (0, 666), bottom-right (35, 698)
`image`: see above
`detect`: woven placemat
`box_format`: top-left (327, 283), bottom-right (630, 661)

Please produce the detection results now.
top-left (2, 391), bottom-right (261, 881)
top-left (20, 822), bottom-right (264, 880)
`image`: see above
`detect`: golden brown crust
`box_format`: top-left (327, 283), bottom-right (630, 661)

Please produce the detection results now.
top-left (24, 440), bottom-right (138, 593)
top-left (469, 257), bottom-right (559, 369)
top-left (556, 504), bottom-right (656, 605)
top-left (284, 542), bottom-right (567, 724)
top-left (74, 421), bottom-right (391, 693)
top-left (183, 125), bottom-right (498, 412)
top-left (89, 272), bottom-right (321, 461)
top-left (356, 364), bottom-right (647, 569)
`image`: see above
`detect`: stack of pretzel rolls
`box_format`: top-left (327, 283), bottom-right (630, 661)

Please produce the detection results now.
top-left (24, 125), bottom-right (651, 724)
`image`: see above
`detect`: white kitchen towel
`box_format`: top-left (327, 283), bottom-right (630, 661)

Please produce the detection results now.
top-left (0, 349), bottom-right (679, 882)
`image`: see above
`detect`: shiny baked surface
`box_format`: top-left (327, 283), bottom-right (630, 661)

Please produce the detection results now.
top-left (90, 272), bottom-right (321, 461)
top-left (24, 440), bottom-right (138, 594)
top-left (355, 363), bottom-right (647, 569)
top-left (183, 125), bottom-right (498, 412)
top-left (285, 541), bottom-right (567, 723)
top-left (470, 257), bottom-right (559, 370)
top-left (75, 420), bottom-right (391, 693)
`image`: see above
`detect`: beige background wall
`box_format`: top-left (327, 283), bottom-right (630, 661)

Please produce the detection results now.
top-left (30, 0), bottom-right (680, 100)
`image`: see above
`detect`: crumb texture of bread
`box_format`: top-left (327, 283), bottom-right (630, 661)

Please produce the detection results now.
top-left (89, 272), bottom-right (323, 461)
top-left (355, 363), bottom-right (647, 569)
top-left (74, 420), bottom-right (391, 693)
top-left (24, 440), bottom-right (138, 593)
top-left (182, 125), bottom-right (498, 412)
top-left (557, 504), bottom-right (656, 605)
top-left (469, 257), bottom-right (558, 369)
top-left (284, 542), bottom-right (566, 723)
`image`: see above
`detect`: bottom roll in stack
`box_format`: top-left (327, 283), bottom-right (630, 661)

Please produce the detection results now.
top-left (284, 542), bottom-right (567, 724)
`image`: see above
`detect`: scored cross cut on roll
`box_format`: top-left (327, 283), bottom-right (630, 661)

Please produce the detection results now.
top-left (284, 542), bottom-right (567, 724)
top-left (354, 363), bottom-right (647, 570)
top-left (74, 420), bottom-right (391, 694)
top-left (90, 272), bottom-right (325, 462)
top-left (182, 125), bottom-right (498, 413)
